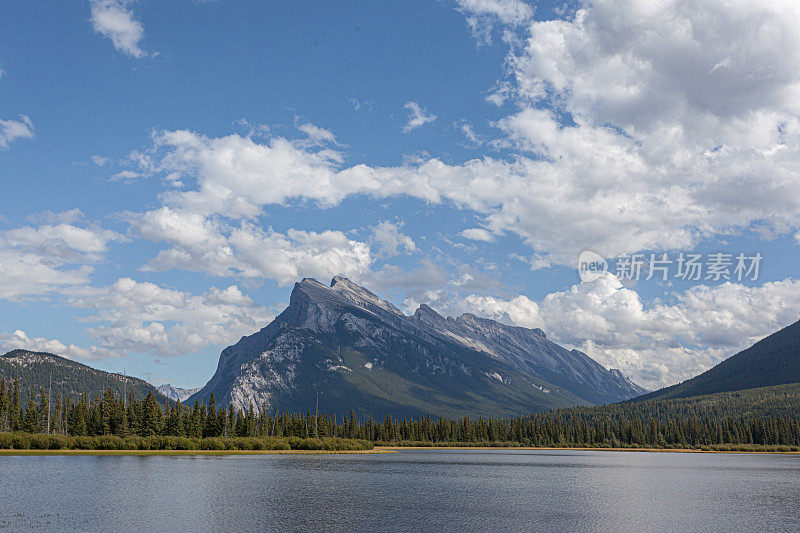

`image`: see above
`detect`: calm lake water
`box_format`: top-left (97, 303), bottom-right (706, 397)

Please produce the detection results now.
top-left (1, 449), bottom-right (798, 532)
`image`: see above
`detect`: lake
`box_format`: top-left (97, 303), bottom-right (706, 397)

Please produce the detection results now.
top-left (1, 449), bottom-right (798, 532)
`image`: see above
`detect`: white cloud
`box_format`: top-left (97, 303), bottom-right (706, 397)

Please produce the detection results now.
top-left (457, 120), bottom-right (485, 146)
top-left (477, 0), bottom-right (800, 262)
top-left (0, 330), bottom-right (93, 360)
top-left (370, 221), bottom-right (417, 258)
top-left (2, 222), bottom-right (120, 263)
top-left (348, 97), bottom-right (373, 111)
top-left (454, 0), bottom-right (534, 43)
top-left (0, 251), bottom-right (93, 302)
top-left (0, 216), bottom-right (122, 301)
top-left (143, 130), bottom-right (355, 216)
top-left (460, 227), bottom-right (494, 242)
top-left (26, 208), bottom-right (85, 226)
top-left (454, 0), bottom-right (532, 24)
top-left (461, 273), bottom-right (800, 389)
top-left (402, 101), bottom-right (437, 133)
top-left (69, 278), bottom-right (273, 357)
top-left (91, 155), bottom-right (109, 166)
top-left (132, 207), bottom-right (373, 285)
top-left (90, 0), bottom-right (147, 58)
top-left (297, 122), bottom-right (337, 146)
top-left (110, 170), bottom-right (143, 182)
top-left (0, 115), bottom-right (34, 149)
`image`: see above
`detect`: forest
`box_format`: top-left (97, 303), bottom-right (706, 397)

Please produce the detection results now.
top-left (1, 377), bottom-right (798, 451)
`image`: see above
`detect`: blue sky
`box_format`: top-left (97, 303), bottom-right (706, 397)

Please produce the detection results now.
top-left (2, 0), bottom-right (800, 390)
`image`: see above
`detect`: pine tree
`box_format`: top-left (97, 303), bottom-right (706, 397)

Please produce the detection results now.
top-left (0, 376), bottom-right (7, 432)
top-left (10, 379), bottom-right (21, 431)
top-left (141, 391), bottom-right (162, 436)
top-left (204, 393), bottom-right (217, 437)
top-left (38, 387), bottom-right (49, 434)
top-left (23, 399), bottom-right (38, 433)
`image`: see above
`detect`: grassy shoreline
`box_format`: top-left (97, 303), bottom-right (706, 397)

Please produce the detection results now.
top-left (378, 445), bottom-right (800, 455)
top-left (2, 444), bottom-right (796, 456)
top-left (0, 432), bottom-right (374, 453)
top-left (0, 448), bottom-right (392, 456)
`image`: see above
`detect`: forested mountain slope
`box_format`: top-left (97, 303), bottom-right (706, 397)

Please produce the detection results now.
top-left (0, 350), bottom-right (169, 404)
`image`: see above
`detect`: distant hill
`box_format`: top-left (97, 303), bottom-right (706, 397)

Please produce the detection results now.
top-left (0, 349), bottom-right (170, 404)
top-left (634, 318), bottom-right (800, 402)
top-left (156, 384), bottom-right (201, 403)
top-left (190, 276), bottom-right (644, 419)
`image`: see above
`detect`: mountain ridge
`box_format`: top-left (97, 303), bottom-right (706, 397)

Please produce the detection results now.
top-left (156, 384), bottom-right (201, 403)
top-left (190, 276), bottom-right (644, 418)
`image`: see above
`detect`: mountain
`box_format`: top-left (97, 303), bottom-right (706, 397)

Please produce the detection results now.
top-left (634, 318), bottom-right (800, 402)
top-left (156, 384), bottom-right (201, 403)
top-left (0, 349), bottom-right (169, 404)
top-left (190, 276), bottom-right (644, 418)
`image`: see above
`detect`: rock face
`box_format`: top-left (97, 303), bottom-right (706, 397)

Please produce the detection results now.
top-left (156, 384), bottom-right (201, 403)
top-left (189, 277), bottom-right (645, 418)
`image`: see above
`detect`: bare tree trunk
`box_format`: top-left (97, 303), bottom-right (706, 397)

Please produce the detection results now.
top-left (47, 373), bottom-right (51, 435)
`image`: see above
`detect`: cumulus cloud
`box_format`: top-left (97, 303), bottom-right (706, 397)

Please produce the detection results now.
top-left (70, 278), bottom-right (273, 358)
top-left (90, 0), bottom-right (148, 58)
top-left (0, 215), bottom-right (122, 301)
top-left (2, 222), bottom-right (120, 263)
top-left (141, 130), bottom-right (355, 216)
top-left (402, 102), bottom-right (437, 133)
top-left (0, 252), bottom-right (93, 302)
top-left (370, 221), bottom-right (417, 258)
top-left (0, 115), bottom-right (34, 149)
top-left (131, 207), bottom-right (373, 285)
top-left (0, 330), bottom-right (93, 360)
top-left (480, 0), bottom-right (800, 262)
top-left (461, 273), bottom-right (800, 389)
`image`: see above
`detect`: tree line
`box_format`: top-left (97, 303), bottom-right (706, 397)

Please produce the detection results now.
top-left (1, 377), bottom-right (798, 448)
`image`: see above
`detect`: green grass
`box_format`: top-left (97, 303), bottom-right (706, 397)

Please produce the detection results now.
top-left (0, 432), bottom-right (373, 452)
top-left (377, 441), bottom-right (800, 453)
top-left (0, 448), bottom-right (390, 456)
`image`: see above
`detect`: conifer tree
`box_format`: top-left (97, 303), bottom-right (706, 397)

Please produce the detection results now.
top-left (205, 393), bottom-right (217, 437)
top-left (0, 377), bottom-right (6, 432)
top-left (23, 399), bottom-right (38, 433)
top-left (38, 387), bottom-right (49, 434)
top-left (10, 379), bottom-right (21, 431)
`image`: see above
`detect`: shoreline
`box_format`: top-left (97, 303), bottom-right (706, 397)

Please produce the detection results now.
top-left (378, 446), bottom-right (800, 455)
top-left (2, 446), bottom-right (797, 456)
top-left (0, 448), bottom-right (394, 456)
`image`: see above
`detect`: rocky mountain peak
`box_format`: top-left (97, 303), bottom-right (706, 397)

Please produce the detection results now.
top-left (156, 383), bottom-right (202, 403)
top-left (289, 276), bottom-right (404, 325)
top-left (330, 275), bottom-right (357, 289)
top-left (330, 276), bottom-right (404, 316)
top-left (413, 303), bottom-right (443, 320)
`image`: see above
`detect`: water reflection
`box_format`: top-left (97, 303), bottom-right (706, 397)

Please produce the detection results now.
top-left (0, 450), bottom-right (798, 532)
